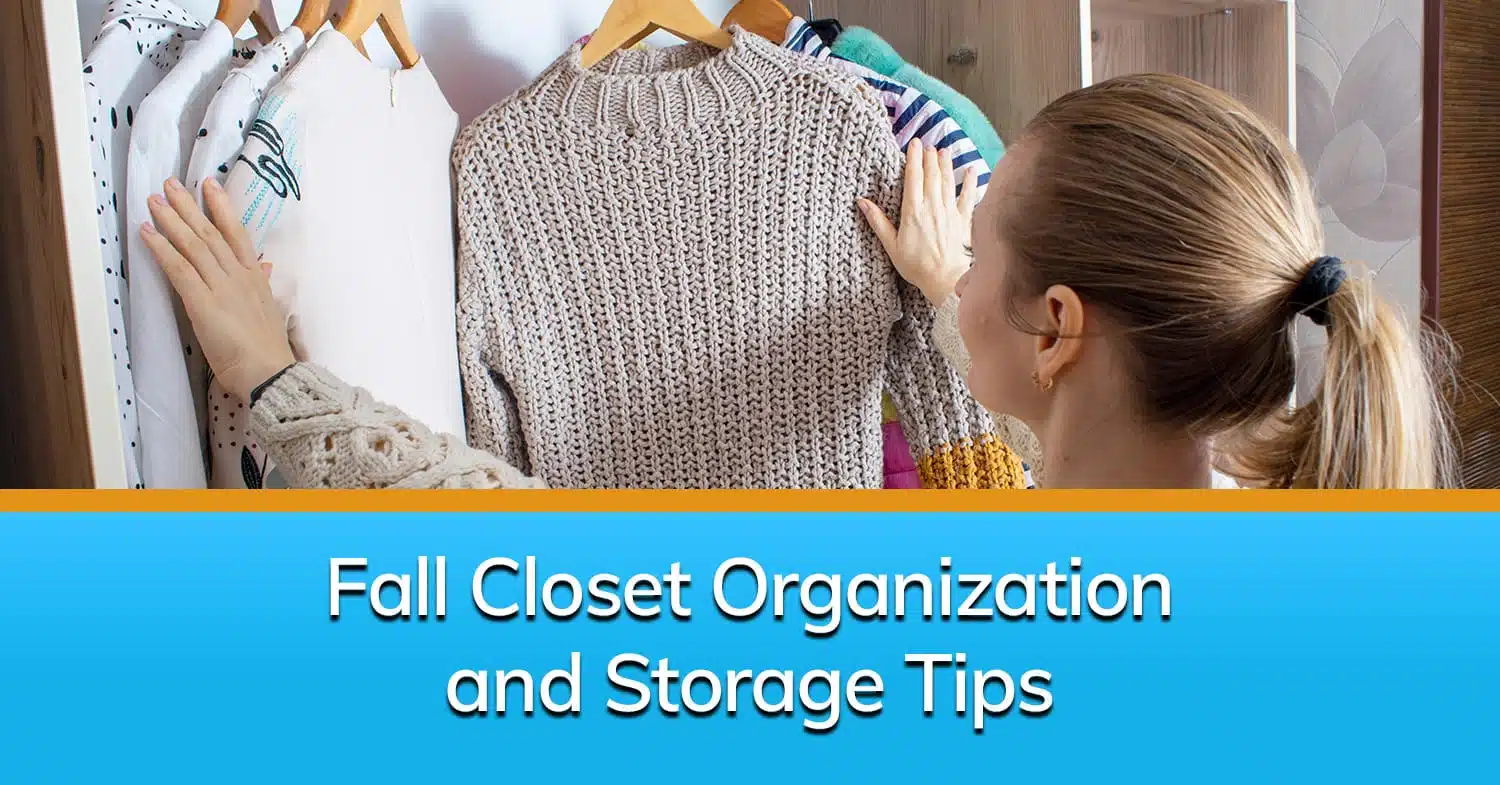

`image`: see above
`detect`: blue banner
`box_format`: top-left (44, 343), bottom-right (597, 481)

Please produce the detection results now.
top-left (2, 512), bottom-right (1496, 782)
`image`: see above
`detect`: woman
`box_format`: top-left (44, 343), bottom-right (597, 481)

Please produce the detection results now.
top-left (859, 74), bottom-right (1452, 488)
top-left (141, 74), bottom-right (1452, 489)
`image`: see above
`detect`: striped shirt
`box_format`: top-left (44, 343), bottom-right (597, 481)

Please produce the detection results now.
top-left (782, 18), bottom-right (991, 196)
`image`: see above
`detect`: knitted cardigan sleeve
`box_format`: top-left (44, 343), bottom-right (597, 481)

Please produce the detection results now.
top-left (932, 295), bottom-right (1046, 484)
top-left (452, 146), bottom-right (534, 474)
top-left (248, 363), bottom-right (545, 489)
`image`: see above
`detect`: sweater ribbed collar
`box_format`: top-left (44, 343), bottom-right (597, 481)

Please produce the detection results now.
top-left (522, 29), bottom-right (799, 130)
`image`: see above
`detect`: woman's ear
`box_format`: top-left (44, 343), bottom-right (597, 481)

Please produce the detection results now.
top-left (1033, 284), bottom-right (1086, 387)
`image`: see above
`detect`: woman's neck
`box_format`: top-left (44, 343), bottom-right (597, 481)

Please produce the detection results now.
top-left (1034, 408), bottom-right (1216, 489)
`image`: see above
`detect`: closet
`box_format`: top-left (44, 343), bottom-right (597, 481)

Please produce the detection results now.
top-left (1, 0), bottom-right (1296, 488)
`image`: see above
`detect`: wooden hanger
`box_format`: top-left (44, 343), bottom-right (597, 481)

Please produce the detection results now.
top-left (291, 0), bottom-right (333, 37)
top-left (217, 0), bottom-right (280, 45)
top-left (581, 0), bottom-right (733, 69)
top-left (336, 0), bottom-right (420, 69)
top-left (303, 0), bottom-right (369, 58)
top-left (721, 0), bottom-right (793, 41)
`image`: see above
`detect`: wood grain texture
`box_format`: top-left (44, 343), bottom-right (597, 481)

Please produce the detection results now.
top-left (337, 0), bottom-right (421, 68)
top-left (1435, 0), bottom-right (1500, 487)
top-left (722, 0), bottom-right (795, 40)
top-left (822, 0), bottom-right (1085, 143)
top-left (1093, 0), bottom-right (1283, 23)
top-left (0, 1), bottom-right (97, 486)
top-left (1093, 3), bottom-right (1290, 133)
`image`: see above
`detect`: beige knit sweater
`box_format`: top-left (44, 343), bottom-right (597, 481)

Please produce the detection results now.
top-left (450, 31), bottom-right (1024, 489)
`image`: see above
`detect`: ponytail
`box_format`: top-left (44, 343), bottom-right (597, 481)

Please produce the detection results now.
top-left (1226, 272), bottom-right (1456, 489)
top-left (1005, 75), bottom-right (1454, 488)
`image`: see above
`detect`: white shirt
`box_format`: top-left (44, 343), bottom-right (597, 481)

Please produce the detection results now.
top-left (225, 32), bottom-right (469, 450)
top-left (125, 19), bottom-right (255, 488)
top-left (82, 0), bottom-right (205, 489)
top-left (182, 26), bottom-right (306, 490)
top-left (186, 26), bottom-right (307, 204)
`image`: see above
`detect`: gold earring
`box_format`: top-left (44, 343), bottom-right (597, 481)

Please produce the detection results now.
top-left (1032, 372), bottom-right (1054, 392)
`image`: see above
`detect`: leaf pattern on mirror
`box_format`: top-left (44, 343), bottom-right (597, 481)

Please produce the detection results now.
top-left (1299, 16), bottom-right (1423, 246)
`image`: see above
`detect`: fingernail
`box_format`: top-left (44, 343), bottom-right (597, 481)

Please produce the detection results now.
top-left (141, 222), bottom-right (157, 236)
top-left (205, 178), bottom-right (222, 194)
top-left (166, 178), bottom-right (184, 193)
top-left (149, 194), bottom-right (166, 208)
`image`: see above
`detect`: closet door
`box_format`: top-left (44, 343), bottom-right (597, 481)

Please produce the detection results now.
top-left (1091, 1), bottom-right (1292, 136)
top-left (1427, 0), bottom-right (1500, 487)
top-left (0, 0), bottom-right (126, 488)
top-left (818, 0), bottom-right (1089, 143)
top-left (821, 1), bottom-right (1293, 143)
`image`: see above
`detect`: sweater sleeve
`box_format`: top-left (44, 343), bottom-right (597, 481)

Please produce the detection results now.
top-left (456, 287), bottom-right (533, 474)
top-left (932, 296), bottom-right (1046, 483)
top-left (453, 151), bottom-right (534, 475)
top-left (828, 57), bottom-right (1023, 489)
top-left (886, 280), bottom-right (1028, 489)
top-left (248, 363), bottom-right (545, 489)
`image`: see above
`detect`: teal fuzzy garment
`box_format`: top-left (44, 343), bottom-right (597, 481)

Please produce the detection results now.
top-left (831, 27), bottom-right (1006, 167)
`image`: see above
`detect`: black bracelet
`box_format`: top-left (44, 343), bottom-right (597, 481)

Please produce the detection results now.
top-left (249, 363), bottom-right (296, 407)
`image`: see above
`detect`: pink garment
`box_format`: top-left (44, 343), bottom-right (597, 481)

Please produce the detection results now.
top-left (882, 421), bottom-right (921, 489)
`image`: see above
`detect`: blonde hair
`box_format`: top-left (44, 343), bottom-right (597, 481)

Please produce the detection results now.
top-left (1002, 74), bottom-right (1453, 488)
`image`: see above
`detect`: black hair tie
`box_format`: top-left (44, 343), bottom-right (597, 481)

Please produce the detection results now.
top-left (1290, 255), bottom-right (1346, 327)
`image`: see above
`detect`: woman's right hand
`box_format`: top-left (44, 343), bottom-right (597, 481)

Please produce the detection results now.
top-left (858, 141), bottom-right (980, 305)
top-left (140, 177), bottom-right (296, 403)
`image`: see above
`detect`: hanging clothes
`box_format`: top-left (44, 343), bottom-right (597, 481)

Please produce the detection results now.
top-left (830, 26), bottom-right (1007, 168)
top-left (184, 26), bottom-right (308, 490)
top-left (124, 19), bottom-right (257, 488)
top-left (782, 18), bottom-right (992, 195)
top-left (453, 31), bottom-right (1025, 489)
top-left (81, 0), bottom-right (208, 489)
top-left (186, 28), bottom-right (307, 203)
top-left (224, 30), bottom-right (469, 484)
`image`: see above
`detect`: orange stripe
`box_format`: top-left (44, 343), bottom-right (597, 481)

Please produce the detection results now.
top-left (1, 490), bottom-right (1498, 513)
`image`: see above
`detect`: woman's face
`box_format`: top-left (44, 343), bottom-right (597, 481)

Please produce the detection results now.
top-left (956, 146), bottom-right (1048, 423)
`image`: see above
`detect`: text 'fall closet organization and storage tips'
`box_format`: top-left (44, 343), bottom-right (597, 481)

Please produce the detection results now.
top-left (80, 0), bottom-right (1036, 491)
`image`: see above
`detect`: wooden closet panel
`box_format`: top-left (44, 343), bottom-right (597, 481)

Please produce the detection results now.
top-left (821, 0), bottom-right (1086, 143)
top-left (0, 0), bottom-right (123, 487)
top-left (1093, 0), bottom-right (1284, 20)
top-left (1093, 5), bottom-right (1290, 133)
top-left (1436, 1), bottom-right (1500, 487)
